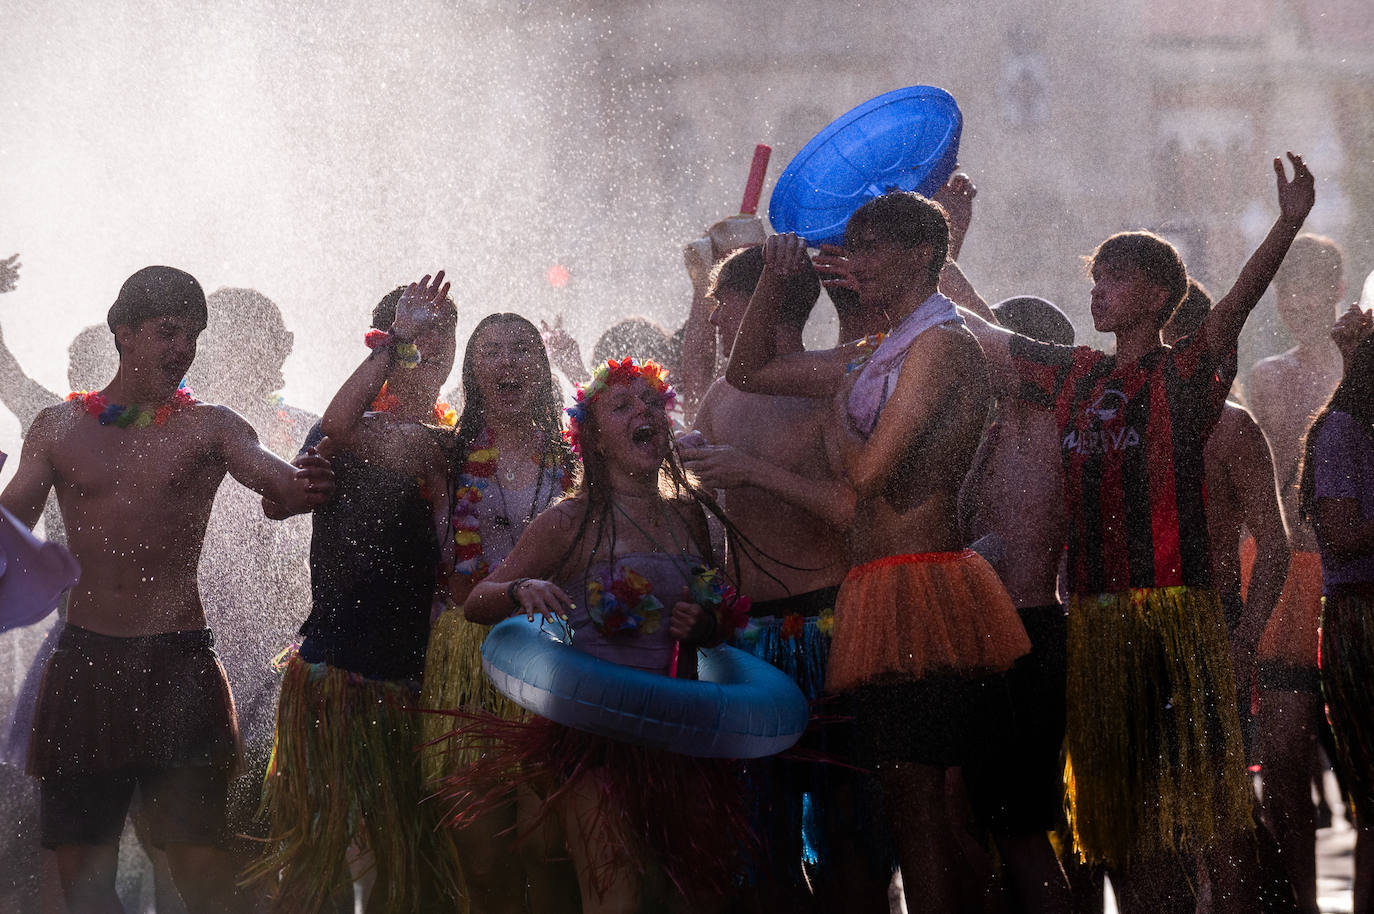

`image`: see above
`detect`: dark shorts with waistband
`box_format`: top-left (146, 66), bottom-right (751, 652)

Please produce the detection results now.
top-left (30, 624), bottom-right (240, 848)
top-left (964, 604), bottom-right (1068, 834)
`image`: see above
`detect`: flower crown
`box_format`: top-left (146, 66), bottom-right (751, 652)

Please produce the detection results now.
top-left (564, 357), bottom-right (676, 455)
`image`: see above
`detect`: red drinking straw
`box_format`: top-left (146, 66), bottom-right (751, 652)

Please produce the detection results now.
top-left (739, 144), bottom-right (772, 215)
top-left (669, 642), bottom-right (680, 678)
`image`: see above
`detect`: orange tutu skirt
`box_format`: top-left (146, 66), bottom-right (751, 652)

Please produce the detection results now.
top-left (1241, 540), bottom-right (1323, 667)
top-left (825, 550), bottom-right (1030, 693)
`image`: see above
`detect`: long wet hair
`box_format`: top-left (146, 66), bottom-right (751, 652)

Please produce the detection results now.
top-left (1297, 335), bottom-right (1374, 527)
top-left (456, 313), bottom-right (577, 502)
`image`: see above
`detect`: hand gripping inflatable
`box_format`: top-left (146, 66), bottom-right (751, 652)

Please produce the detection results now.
top-left (0, 505), bottom-right (81, 634)
top-left (769, 85), bottom-right (962, 247)
top-left (481, 615), bottom-right (810, 759)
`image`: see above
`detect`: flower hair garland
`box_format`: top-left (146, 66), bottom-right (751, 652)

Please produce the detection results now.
top-left (564, 357), bottom-right (677, 455)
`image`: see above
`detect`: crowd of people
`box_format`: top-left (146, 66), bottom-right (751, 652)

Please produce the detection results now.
top-left (0, 146), bottom-right (1371, 914)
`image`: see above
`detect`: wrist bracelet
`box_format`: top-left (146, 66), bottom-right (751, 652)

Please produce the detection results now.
top-left (364, 329), bottom-right (421, 369)
top-left (507, 577), bottom-right (530, 606)
top-left (393, 341), bottom-right (421, 369)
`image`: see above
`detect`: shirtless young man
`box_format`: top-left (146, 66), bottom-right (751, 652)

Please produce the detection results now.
top-left (0, 265), bottom-right (333, 914)
top-left (957, 295), bottom-right (1078, 904)
top-left (1244, 234), bottom-right (1347, 914)
top-left (682, 244), bottom-right (888, 913)
top-left (727, 195), bottom-right (1044, 914)
top-left (955, 153), bottom-right (1315, 913)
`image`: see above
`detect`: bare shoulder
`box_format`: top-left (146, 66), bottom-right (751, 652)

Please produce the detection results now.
top-left (1247, 352), bottom-right (1295, 389)
top-left (909, 321), bottom-right (988, 379)
top-left (539, 495), bottom-right (589, 534)
top-left (1212, 401), bottom-right (1269, 464)
top-left (694, 377), bottom-right (730, 435)
top-left (30, 400), bottom-right (81, 440)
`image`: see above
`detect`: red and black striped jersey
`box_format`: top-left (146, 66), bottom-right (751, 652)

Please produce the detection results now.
top-left (1009, 326), bottom-right (1234, 595)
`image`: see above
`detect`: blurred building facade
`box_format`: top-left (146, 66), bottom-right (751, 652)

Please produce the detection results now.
top-left (502, 0), bottom-right (1373, 376)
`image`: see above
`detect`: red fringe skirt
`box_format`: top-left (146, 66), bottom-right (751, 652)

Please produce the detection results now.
top-left (434, 710), bottom-right (751, 904)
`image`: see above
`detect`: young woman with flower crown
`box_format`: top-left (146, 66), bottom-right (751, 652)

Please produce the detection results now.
top-left (248, 275), bottom-right (464, 914)
top-left (419, 309), bottom-right (580, 914)
top-left (456, 355), bottom-right (752, 914)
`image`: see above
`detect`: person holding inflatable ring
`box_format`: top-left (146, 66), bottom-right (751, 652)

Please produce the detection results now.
top-left (458, 356), bottom-right (751, 914)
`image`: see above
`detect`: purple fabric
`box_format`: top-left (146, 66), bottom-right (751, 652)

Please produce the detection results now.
top-left (845, 292), bottom-right (962, 437)
top-left (1313, 410), bottom-right (1374, 592)
top-left (565, 552), bottom-right (700, 674)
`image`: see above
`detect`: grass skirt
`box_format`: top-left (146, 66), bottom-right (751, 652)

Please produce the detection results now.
top-left (826, 550), bottom-right (1030, 692)
top-left (1319, 587), bottom-right (1374, 823)
top-left (434, 710), bottom-right (750, 905)
top-left (244, 655), bottom-right (464, 914)
top-left (1064, 586), bottom-right (1251, 867)
top-left (419, 608), bottom-right (524, 781)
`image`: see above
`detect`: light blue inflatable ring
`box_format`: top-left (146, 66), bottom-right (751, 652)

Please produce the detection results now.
top-left (481, 615), bottom-right (810, 759)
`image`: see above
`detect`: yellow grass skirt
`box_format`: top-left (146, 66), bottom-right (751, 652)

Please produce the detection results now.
top-left (419, 608), bottom-right (526, 781)
top-left (1064, 586), bottom-right (1251, 867)
top-left (245, 656), bottom-right (465, 914)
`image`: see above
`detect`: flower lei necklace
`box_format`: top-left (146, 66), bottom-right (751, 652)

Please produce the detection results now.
top-left (68, 383), bottom-right (198, 428)
top-left (844, 331), bottom-right (887, 374)
top-left (452, 429), bottom-right (575, 580)
top-left (368, 382), bottom-right (457, 428)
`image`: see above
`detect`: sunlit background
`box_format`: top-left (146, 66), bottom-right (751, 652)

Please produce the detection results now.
top-left (4, 0), bottom-right (1372, 425)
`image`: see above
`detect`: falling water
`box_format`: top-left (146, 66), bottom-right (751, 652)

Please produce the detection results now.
top-left (2, 1), bottom-right (1372, 911)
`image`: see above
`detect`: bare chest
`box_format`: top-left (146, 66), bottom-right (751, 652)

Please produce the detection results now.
top-left (52, 421), bottom-right (221, 503)
top-left (710, 392), bottom-right (826, 469)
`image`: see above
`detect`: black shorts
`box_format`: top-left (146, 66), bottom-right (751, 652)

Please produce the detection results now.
top-left (40, 764), bottom-right (230, 849)
top-left (968, 604), bottom-right (1068, 834)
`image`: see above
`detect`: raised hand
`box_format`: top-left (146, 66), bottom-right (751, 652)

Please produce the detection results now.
top-left (0, 254), bottom-right (21, 294)
top-left (762, 233), bottom-right (809, 279)
top-left (1331, 303), bottom-right (1373, 362)
top-left (932, 171), bottom-right (976, 258)
top-left (540, 315), bottom-right (588, 381)
top-left (1274, 152), bottom-right (1315, 228)
top-left (812, 244), bottom-right (859, 294)
top-left (390, 270), bottom-right (451, 342)
top-left (684, 238), bottom-right (714, 293)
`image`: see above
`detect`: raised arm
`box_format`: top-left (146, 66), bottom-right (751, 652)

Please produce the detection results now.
top-left (1203, 153), bottom-right (1316, 360)
top-left (842, 326), bottom-right (981, 498)
top-left (0, 406), bottom-right (58, 528)
top-left (0, 324), bottom-right (62, 432)
top-left (320, 271), bottom-right (450, 441)
top-left (675, 239), bottom-right (720, 418)
top-left (725, 233), bottom-right (857, 397)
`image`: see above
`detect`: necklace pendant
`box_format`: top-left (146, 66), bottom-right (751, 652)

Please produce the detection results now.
top-left (505, 469), bottom-right (516, 481)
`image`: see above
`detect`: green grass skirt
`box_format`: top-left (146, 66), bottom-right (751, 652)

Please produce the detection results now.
top-left (418, 608), bottom-right (525, 782)
top-left (244, 656), bottom-right (466, 913)
top-left (1064, 586), bottom-right (1251, 867)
